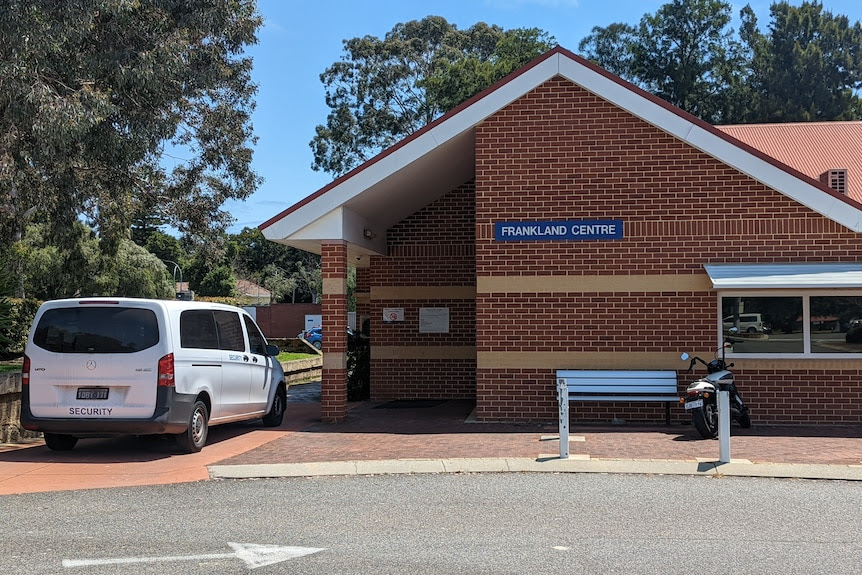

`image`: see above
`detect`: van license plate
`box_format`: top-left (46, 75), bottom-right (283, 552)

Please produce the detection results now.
top-left (685, 399), bottom-right (703, 410)
top-left (77, 388), bottom-right (109, 400)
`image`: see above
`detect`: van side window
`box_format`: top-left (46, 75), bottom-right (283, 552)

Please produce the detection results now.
top-left (180, 310), bottom-right (219, 349)
top-left (214, 311), bottom-right (245, 352)
top-left (243, 315), bottom-right (267, 355)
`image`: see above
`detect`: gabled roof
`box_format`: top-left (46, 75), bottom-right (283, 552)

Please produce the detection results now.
top-left (717, 122), bottom-right (862, 203)
top-left (260, 46), bottom-right (862, 260)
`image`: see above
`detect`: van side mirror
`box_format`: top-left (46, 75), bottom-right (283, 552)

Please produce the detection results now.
top-left (265, 344), bottom-right (280, 357)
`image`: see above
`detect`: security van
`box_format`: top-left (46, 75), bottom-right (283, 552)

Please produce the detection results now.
top-left (21, 297), bottom-right (286, 452)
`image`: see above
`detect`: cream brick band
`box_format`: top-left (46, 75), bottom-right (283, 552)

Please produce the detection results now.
top-left (323, 352), bottom-right (347, 369)
top-left (372, 346), bottom-right (476, 360)
top-left (477, 274), bottom-right (711, 294)
top-left (367, 275), bottom-right (711, 300)
top-left (371, 286), bottom-right (476, 300)
top-left (322, 277), bottom-right (347, 296)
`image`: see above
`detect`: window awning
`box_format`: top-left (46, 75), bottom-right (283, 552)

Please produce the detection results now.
top-left (704, 263), bottom-right (862, 289)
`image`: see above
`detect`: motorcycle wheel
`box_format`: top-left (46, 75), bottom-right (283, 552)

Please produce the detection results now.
top-left (737, 409), bottom-right (752, 429)
top-left (691, 404), bottom-right (718, 439)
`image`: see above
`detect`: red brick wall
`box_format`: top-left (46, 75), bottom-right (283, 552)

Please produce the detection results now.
top-left (472, 76), bottom-right (862, 423)
top-left (253, 303), bottom-right (322, 339)
top-left (373, 359), bottom-right (476, 400)
top-left (369, 182), bottom-right (476, 400)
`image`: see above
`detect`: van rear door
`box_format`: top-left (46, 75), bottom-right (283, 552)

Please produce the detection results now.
top-left (26, 303), bottom-right (164, 419)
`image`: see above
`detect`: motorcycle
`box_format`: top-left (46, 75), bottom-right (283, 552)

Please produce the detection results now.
top-left (680, 329), bottom-right (751, 439)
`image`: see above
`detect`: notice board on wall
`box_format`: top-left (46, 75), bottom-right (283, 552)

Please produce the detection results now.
top-left (419, 307), bottom-right (449, 333)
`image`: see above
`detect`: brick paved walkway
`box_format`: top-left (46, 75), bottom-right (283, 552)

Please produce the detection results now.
top-left (216, 383), bottom-right (862, 467)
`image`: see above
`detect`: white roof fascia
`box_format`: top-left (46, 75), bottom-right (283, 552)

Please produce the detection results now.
top-left (263, 56), bottom-right (562, 243)
top-left (557, 57), bottom-right (862, 233)
top-left (704, 263), bottom-right (862, 289)
top-left (279, 207), bottom-right (387, 254)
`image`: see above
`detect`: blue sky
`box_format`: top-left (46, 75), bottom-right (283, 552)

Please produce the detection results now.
top-left (225, 0), bottom-right (862, 233)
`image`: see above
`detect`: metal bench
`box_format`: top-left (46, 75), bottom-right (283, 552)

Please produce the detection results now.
top-left (555, 370), bottom-right (679, 459)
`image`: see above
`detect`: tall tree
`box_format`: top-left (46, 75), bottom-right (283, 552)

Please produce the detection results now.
top-left (580, 0), bottom-right (743, 123)
top-left (310, 16), bottom-right (555, 176)
top-left (0, 0), bottom-right (262, 255)
top-left (579, 1), bottom-right (862, 124)
top-left (743, 1), bottom-right (862, 122)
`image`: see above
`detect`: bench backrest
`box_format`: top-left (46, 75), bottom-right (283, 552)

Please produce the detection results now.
top-left (556, 370), bottom-right (677, 397)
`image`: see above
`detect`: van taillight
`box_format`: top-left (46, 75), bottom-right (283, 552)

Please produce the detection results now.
top-left (158, 353), bottom-right (175, 387)
top-left (22, 355), bottom-right (30, 386)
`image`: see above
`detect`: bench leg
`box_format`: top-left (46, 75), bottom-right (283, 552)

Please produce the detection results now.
top-left (665, 402), bottom-right (671, 425)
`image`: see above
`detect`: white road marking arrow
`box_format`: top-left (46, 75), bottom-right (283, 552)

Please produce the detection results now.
top-left (62, 542), bottom-right (325, 569)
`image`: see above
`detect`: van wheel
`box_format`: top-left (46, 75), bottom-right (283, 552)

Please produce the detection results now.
top-left (262, 384), bottom-right (287, 427)
top-left (44, 433), bottom-right (78, 451)
top-left (176, 400), bottom-right (209, 453)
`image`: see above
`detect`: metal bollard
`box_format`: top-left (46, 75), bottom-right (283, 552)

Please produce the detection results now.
top-left (557, 378), bottom-right (569, 459)
top-left (718, 389), bottom-right (731, 463)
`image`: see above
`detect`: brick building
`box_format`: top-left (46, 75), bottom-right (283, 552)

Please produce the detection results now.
top-left (260, 47), bottom-right (862, 425)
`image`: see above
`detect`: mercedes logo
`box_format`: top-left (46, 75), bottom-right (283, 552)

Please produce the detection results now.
top-left (86, 360), bottom-right (97, 370)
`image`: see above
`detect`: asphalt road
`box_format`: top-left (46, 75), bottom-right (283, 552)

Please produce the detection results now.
top-left (0, 473), bottom-right (859, 574)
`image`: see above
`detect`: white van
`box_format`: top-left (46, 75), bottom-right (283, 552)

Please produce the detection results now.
top-left (722, 313), bottom-right (769, 334)
top-left (20, 297), bottom-right (286, 453)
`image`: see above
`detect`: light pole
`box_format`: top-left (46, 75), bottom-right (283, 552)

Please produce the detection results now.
top-left (162, 260), bottom-right (183, 285)
top-left (162, 260), bottom-right (186, 299)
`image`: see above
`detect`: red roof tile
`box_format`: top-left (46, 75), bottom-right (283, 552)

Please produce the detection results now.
top-left (717, 121), bottom-right (862, 202)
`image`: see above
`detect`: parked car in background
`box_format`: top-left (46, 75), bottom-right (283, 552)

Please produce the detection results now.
top-left (301, 327), bottom-right (322, 349)
top-left (298, 327), bottom-right (360, 351)
top-left (723, 313), bottom-right (770, 334)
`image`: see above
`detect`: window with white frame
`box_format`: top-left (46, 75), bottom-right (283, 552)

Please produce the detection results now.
top-left (719, 293), bottom-right (862, 356)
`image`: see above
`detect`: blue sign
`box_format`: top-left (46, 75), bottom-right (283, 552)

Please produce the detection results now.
top-left (495, 220), bottom-right (624, 242)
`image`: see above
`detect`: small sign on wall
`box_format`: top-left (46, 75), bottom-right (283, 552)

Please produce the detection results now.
top-left (419, 307), bottom-right (449, 333)
top-left (383, 308), bottom-right (404, 323)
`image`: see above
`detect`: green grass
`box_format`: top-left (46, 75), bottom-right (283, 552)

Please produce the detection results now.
top-left (277, 351), bottom-right (319, 362)
top-left (0, 362), bottom-right (22, 373)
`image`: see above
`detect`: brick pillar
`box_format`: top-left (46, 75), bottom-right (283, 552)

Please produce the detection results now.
top-left (321, 241), bottom-right (348, 423)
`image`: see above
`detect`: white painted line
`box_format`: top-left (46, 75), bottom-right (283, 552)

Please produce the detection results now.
top-left (63, 542), bottom-right (325, 570)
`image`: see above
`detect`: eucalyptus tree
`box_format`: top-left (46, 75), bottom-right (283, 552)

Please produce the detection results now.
top-left (741, 1), bottom-right (862, 122)
top-left (310, 16), bottom-right (555, 176)
top-left (0, 0), bottom-right (262, 257)
top-left (578, 0), bottom-right (862, 124)
top-left (579, 0), bottom-right (743, 123)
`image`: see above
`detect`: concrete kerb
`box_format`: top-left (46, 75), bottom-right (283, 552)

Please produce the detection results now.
top-left (208, 457), bottom-right (862, 482)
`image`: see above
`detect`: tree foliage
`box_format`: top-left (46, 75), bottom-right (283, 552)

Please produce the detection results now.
top-left (310, 16), bottom-right (555, 176)
top-left (230, 227), bottom-right (321, 303)
top-left (578, 0), bottom-right (862, 124)
top-left (13, 222), bottom-right (174, 300)
top-left (742, 1), bottom-right (862, 122)
top-left (0, 0), bottom-right (262, 255)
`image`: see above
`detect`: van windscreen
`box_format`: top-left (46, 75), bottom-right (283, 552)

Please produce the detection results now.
top-left (33, 307), bottom-right (159, 353)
